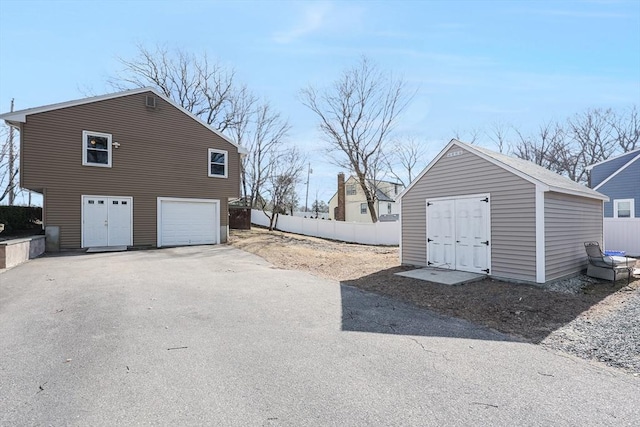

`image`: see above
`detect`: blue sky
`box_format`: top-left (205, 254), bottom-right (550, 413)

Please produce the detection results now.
top-left (1, 0), bottom-right (639, 206)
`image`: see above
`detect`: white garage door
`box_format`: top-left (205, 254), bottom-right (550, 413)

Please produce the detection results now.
top-left (157, 197), bottom-right (220, 247)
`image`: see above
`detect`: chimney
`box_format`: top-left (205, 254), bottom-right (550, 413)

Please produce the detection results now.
top-left (336, 173), bottom-right (346, 221)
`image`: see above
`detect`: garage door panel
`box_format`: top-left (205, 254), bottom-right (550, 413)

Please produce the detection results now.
top-left (158, 198), bottom-right (219, 247)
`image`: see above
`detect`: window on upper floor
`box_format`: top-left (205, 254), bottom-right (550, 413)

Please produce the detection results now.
top-left (208, 148), bottom-right (228, 178)
top-left (346, 184), bottom-right (357, 195)
top-left (360, 203), bottom-right (367, 214)
top-left (82, 130), bottom-right (112, 167)
top-left (387, 202), bottom-right (392, 214)
top-left (613, 199), bottom-right (634, 218)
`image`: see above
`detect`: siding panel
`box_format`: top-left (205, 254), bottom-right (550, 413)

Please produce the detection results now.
top-left (21, 92), bottom-right (240, 248)
top-left (597, 160), bottom-right (639, 217)
top-left (590, 151), bottom-right (639, 187)
top-left (545, 192), bottom-right (603, 281)
top-left (402, 145), bottom-right (537, 281)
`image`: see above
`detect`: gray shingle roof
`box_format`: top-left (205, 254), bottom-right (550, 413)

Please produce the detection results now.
top-left (375, 188), bottom-right (394, 202)
top-left (458, 140), bottom-right (607, 200)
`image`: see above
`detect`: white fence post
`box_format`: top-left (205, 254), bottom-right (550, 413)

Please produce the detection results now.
top-left (250, 210), bottom-right (399, 246)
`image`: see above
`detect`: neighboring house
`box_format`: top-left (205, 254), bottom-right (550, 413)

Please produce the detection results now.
top-left (398, 139), bottom-right (608, 284)
top-left (586, 149), bottom-right (639, 218)
top-left (586, 148), bottom-right (640, 255)
top-left (328, 174), bottom-right (403, 222)
top-left (0, 87), bottom-right (246, 250)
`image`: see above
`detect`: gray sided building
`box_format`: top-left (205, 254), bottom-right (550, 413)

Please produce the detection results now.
top-left (398, 140), bottom-right (608, 284)
top-left (587, 149), bottom-right (640, 218)
top-left (0, 88), bottom-right (245, 250)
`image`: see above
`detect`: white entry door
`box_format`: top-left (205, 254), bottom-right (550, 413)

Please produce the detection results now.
top-left (82, 196), bottom-right (133, 248)
top-left (427, 195), bottom-right (490, 274)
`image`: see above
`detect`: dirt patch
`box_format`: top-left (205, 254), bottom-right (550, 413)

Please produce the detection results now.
top-left (229, 227), bottom-right (640, 372)
top-left (228, 227), bottom-right (399, 281)
top-left (229, 228), bottom-right (635, 338)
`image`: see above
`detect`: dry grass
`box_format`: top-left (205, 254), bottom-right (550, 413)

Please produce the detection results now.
top-left (228, 227), bottom-right (399, 281)
top-left (228, 227), bottom-right (639, 344)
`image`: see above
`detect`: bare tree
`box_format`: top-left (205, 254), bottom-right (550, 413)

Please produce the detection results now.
top-left (112, 45), bottom-right (293, 209)
top-left (452, 126), bottom-right (481, 144)
top-left (511, 107), bottom-right (638, 184)
top-left (610, 105), bottom-right (639, 152)
top-left (109, 44), bottom-right (242, 132)
top-left (0, 100), bottom-right (20, 204)
top-left (384, 136), bottom-right (427, 186)
top-left (262, 147), bottom-right (305, 231)
top-left (231, 97), bottom-right (291, 208)
top-left (486, 121), bottom-right (513, 153)
top-left (512, 120), bottom-right (566, 169)
top-left (300, 56), bottom-right (411, 222)
top-left (312, 199), bottom-right (329, 214)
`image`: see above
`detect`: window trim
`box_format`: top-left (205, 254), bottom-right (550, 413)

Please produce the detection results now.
top-left (208, 148), bottom-right (228, 178)
top-left (82, 130), bottom-right (112, 168)
top-left (360, 203), bottom-right (367, 214)
top-left (613, 198), bottom-right (635, 218)
top-left (346, 184), bottom-right (357, 195)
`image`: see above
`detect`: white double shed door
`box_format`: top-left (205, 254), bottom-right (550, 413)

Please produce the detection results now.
top-left (426, 194), bottom-right (491, 274)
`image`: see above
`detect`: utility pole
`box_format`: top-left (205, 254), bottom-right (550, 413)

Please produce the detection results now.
top-left (304, 162), bottom-right (312, 212)
top-left (8, 98), bottom-right (15, 205)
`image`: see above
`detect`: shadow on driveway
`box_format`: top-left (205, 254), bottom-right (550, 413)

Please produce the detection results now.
top-left (340, 283), bottom-right (515, 341)
top-left (341, 266), bottom-right (629, 343)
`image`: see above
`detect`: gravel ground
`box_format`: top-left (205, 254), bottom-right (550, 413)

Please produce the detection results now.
top-left (542, 285), bottom-right (640, 374)
top-left (229, 227), bottom-right (640, 375)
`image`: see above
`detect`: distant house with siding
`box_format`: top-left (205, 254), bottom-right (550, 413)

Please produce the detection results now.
top-left (397, 139), bottom-right (608, 284)
top-left (328, 174), bottom-right (403, 223)
top-left (586, 148), bottom-right (640, 255)
top-left (586, 148), bottom-right (640, 218)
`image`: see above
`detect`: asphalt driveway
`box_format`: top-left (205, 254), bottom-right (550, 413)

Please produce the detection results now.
top-left (1, 246), bottom-right (638, 426)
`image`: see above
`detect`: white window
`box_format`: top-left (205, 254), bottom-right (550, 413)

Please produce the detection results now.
top-left (614, 199), bottom-right (634, 218)
top-left (82, 130), bottom-right (112, 167)
top-left (208, 148), bottom-right (228, 178)
top-left (360, 203), bottom-right (367, 214)
top-left (346, 184), bottom-right (357, 195)
top-left (387, 202), bottom-right (392, 214)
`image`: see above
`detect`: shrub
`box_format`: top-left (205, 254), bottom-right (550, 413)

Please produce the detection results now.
top-left (0, 206), bottom-right (43, 234)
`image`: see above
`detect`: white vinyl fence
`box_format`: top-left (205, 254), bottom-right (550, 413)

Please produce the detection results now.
top-left (251, 210), bottom-right (399, 246)
top-left (603, 218), bottom-right (640, 256)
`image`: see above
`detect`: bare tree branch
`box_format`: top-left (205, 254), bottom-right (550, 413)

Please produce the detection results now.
top-left (300, 56), bottom-right (412, 222)
top-left (384, 136), bottom-right (428, 187)
top-left (262, 147), bottom-right (305, 230)
top-left (109, 44), bottom-right (237, 132)
top-left (510, 106), bottom-right (638, 184)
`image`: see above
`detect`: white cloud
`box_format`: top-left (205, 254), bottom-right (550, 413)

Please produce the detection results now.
top-left (272, 2), bottom-right (334, 44)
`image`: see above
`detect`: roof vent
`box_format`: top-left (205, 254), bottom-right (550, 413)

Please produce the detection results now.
top-left (145, 95), bottom-right (157, 108)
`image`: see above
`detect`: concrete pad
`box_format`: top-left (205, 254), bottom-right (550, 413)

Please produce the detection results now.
top-left (395, 267), bottom-right (486, 285)
top-left (85, 246), bottom-right (127, 253)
